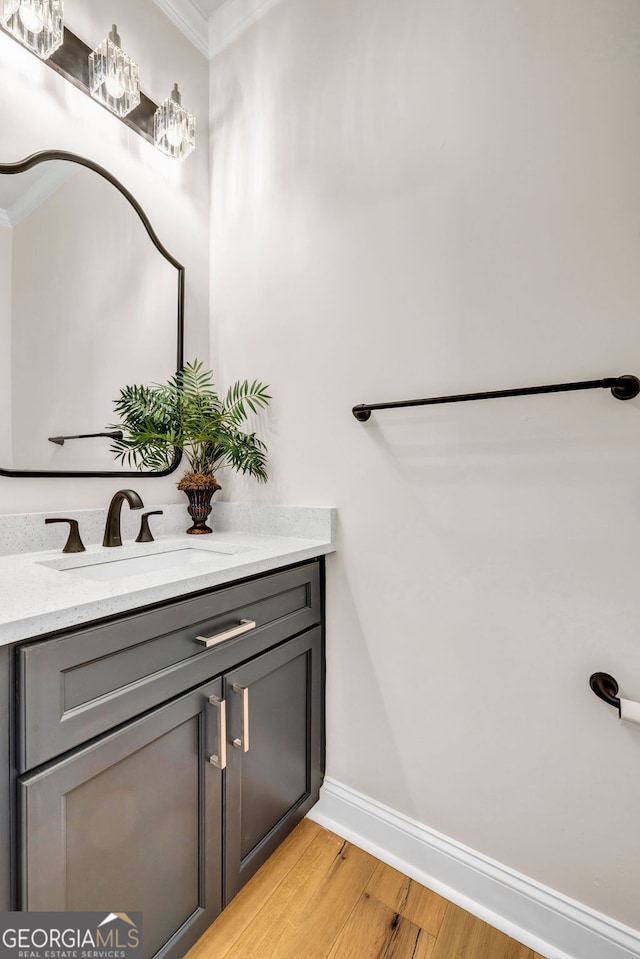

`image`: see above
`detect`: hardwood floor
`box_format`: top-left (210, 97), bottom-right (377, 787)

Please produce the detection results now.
top-left (185, 819), bottom-right (546, 959)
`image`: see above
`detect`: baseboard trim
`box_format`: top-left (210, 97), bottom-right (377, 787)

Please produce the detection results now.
top-left (307, 778), bottom-right (640, 959)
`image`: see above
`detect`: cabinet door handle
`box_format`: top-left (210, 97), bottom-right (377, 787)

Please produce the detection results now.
top-left (232, 683), bottom-right (250, 752)
top-left (208, 695), bottom-right (227, 769)
top-left (195, 619), bottom-right (257, 648)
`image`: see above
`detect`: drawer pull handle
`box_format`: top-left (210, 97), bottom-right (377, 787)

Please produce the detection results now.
top-left (195, 619), bottom-right (257, 648)
top-left (232, 683), bottom-right (250, 752)
top-left (208, 695), bottom-right (227, 770)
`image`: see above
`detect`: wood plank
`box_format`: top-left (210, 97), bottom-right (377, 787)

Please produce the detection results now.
top-left (365, 860), bottom-right (449, 936)
top-left (430, 903), bottom-right (537, 959)
top-left (187, 821), bottom-right (552, 959)
top-left (326, 888), bottom-right (437, 959)
top-left (184, 818), bottom-right (322, 959)
top-left (222, 832), bottom-right (378, 959)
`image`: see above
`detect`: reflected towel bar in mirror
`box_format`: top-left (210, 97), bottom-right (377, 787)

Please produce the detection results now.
top-left (48, 431), bottom-right (123, 446)
top-left (352, 374), bottom-right (640, 421)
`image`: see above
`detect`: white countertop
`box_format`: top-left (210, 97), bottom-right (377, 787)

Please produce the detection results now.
top-left (0, 504), bottom-right (336, 645)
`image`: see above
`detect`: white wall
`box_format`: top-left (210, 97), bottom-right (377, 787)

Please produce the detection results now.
top-left (0, 227), bottom-right (12, 459)
top-left (0, 0), bottom-right (209, 510)
top-left (210, 0), bottom-right (640, 932)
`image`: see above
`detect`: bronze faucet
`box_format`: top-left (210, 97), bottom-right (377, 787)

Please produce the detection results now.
top-left (103, 489), bottom-right (144, 547)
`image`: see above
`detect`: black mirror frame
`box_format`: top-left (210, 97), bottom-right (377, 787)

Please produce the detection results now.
top-left (0, 150), bottom-right (184, 479)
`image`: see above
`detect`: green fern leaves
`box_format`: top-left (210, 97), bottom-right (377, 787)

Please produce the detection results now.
top-left (110, 360), bottom-right (271, 481)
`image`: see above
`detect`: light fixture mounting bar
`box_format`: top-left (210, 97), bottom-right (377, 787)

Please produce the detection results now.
top-left (0, 23), bottom-right (158, 144)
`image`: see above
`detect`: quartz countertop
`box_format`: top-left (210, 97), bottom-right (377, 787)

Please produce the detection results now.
top-left (0, 504), bottom-right (336, 645)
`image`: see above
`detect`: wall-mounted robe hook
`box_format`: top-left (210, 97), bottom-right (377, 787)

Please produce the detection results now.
top-left (590, 672), bottom-right (640, 726)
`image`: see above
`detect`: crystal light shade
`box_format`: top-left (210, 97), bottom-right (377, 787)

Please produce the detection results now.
top-left (2, 0), bottom-right (64, 60)
top-left (89, 24), bottom-right (140, 119)
top-left (154, 83), bottom-right (196, 161)
top-left (0, 0), bottom-right (19, 25)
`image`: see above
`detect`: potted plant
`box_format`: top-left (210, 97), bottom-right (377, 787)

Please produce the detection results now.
top-left (110, 360), bottom-right (271, 533)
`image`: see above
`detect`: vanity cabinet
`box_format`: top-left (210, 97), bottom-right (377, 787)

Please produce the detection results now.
top-left (11, 559), bottom-right (325, 959)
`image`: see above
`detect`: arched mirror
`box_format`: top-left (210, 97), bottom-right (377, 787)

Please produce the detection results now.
top-left (0, 151), bottom-right (184, 477)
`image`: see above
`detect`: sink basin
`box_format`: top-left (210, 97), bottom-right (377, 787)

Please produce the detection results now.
top-left (39, 545), bottom-right (251, 582)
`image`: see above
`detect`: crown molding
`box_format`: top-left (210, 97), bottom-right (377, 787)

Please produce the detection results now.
top-left (208, 0), bottom-right (283, 57)
top-left (152, 0), bottom-right (211, 58)
top-left (152, 0), bottom-right (284, 59)
top-left (0, 163), bottom-right (77, 227)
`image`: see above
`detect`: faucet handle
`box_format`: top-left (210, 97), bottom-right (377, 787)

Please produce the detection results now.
top-left (45, 518), bottom-right (86, 554)
top-left (136, 510), bottom-right (164, 544)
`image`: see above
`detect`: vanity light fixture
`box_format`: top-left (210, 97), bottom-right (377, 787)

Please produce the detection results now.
top-left (1, 0), bottom-right (63, 60)
top-left (154, 83), bottom-right (196, 160)
top-left (88, 24), bottom-right (140, 119)
top-left (1, 12), bottom-right (194, 158)
top-left (0, 0), bottom-right (19, 24)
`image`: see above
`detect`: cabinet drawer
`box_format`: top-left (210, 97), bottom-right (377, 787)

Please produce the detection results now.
top-left (17, 561), bottom-right (321, 773)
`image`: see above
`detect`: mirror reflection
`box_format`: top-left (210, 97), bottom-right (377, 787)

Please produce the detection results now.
top-left (0, 154), bottom-right (182, 476)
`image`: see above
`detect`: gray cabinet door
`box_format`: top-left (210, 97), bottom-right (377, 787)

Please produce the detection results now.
top-left (18, 679), bottom-right (224, 959)
top-left (224, 626), bottom-right (324, 903)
